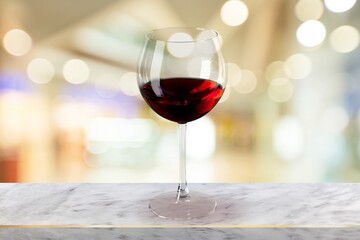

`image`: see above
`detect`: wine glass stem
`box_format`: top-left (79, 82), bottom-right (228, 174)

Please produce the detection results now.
top-left (177, 123), bottom-right (190, 200)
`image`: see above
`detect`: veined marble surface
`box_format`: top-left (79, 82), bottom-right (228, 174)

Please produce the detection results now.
top-left (0, 228), bottom-right (359, 240)
top-left (0, 183), bottom-right (360, 226)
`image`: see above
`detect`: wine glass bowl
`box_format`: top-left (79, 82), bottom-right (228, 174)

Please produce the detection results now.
top-left (138, 27), bottom-right (226, 220)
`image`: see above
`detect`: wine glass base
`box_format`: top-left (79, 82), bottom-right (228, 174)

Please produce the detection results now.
top-left (149, 191), bottom-right (217, 220)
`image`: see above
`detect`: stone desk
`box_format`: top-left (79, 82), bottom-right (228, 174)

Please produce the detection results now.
top-left (0, 183), bottom-right (360, 239)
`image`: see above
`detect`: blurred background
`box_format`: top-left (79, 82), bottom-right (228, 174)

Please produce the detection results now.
top-left (0, 0), bottom-right (360, 182)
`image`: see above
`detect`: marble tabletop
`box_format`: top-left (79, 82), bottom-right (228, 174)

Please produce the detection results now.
top-left (1, 183), bottom-right (360, 239)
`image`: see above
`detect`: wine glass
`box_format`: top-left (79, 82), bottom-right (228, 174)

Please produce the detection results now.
top-left (137, 27), bottom-right (226, 220)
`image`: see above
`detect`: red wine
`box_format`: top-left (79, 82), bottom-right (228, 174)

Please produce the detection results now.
top-left (140, 78), bottom-right (224, 123)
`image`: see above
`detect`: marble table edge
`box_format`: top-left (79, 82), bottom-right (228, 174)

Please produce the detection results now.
top-left (1, 225), bottom-right (360, 229)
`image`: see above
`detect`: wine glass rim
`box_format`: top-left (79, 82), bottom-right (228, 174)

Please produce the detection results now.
top-left (146, 27), bottom-right (219, 43)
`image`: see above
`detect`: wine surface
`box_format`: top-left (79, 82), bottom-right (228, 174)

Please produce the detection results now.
top-left (140, 78), bottom-right (224, 123)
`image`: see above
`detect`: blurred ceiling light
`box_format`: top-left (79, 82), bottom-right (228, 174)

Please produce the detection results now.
top-left (321, 106), bottom-right (349, 134)
top-left (295, 0), bottom-right (324, 21)
top-left (330, 25), bottom-right (360, 53)
top-left (273, 116), bottom-right (304, 161)
top-left (234, 70), bottom-right (257, 94)
top-left (324, 0), bottom-right (357, 12)
top-left (27, 58), bottom-right (55, 84)
top-left (268, 78), bottom-right (294, 102)
top-left (120, 72), bottom-right (140, 96)
top-left (265, 61), bottom-right (287, 82)
top-left (73, 28), bottom-right (140, 66)
top-left (167, 32), bottom-right (194, 58)
top-left (285, 53), bottom-right (312, 79)
top-left (94, 74), bottom-right (120, 98)
top-left (296, 20), bottom-right (326, 47)
top-left (63, 59), bottom-right (90, 84)
top-left (226, 63), bottom-right (242, 87)
top-left (2, 29), bottom-right (32, 56)
top-left (221, 0), bottom-right (249, 26)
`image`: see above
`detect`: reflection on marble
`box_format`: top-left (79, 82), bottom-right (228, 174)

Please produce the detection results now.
top-left (0, 228), bottom-right (360, 240)
top-left (0, 183), bottom-right (360, 225)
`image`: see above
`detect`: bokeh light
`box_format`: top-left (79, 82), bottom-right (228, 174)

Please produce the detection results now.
top-left (2, 29), bottom-right (32, 56)
top-left (265, 61), bottom-right (287, 82)
top-left (27, 58), bottom-right (55, 84)
top-left (187, 117), bottom-right (216, 161)
top-left (321, 106), bottom-right (349, 134)
top-left (295, 0), bottom-right (324, 21)
top-left (268, 78), bottom-right (294, 102)
top-left (167, 32), bottom-right (194, 58)
top-left (120, 72), bottom-right (140, 96)
top-left (273, 116), bottom-right (304, 161)
top-left (187, 58), bottom-right (211, 78)
top-left (234, 70), bottom-right (257, 94)
top-left (285, 53), bottom-right (312, 79)
top-left (2, 0), bottom-right (360, 183)
top-left (221, 0), bottom-right (249, 27)
top-left (296, 20), bottom-right (326, 47)
top-left (85, 118), bottom-right (154, 143)
top-left (324, 0), bottom-right (357, 13)
top-left (63, 59), bottom-right (90, 84)
top-left (55, 101), bottom-right (96, 130)
top-left (195, 30), bottom-right (221, 56)
top-left (293, 87), bottom-right (321, 119)
top-left (226, 63), bottom-right (242, 87)
top-left (94, 74), bottom-right (120, 98)
top-left (330, 25), bottom-right (360, 53)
